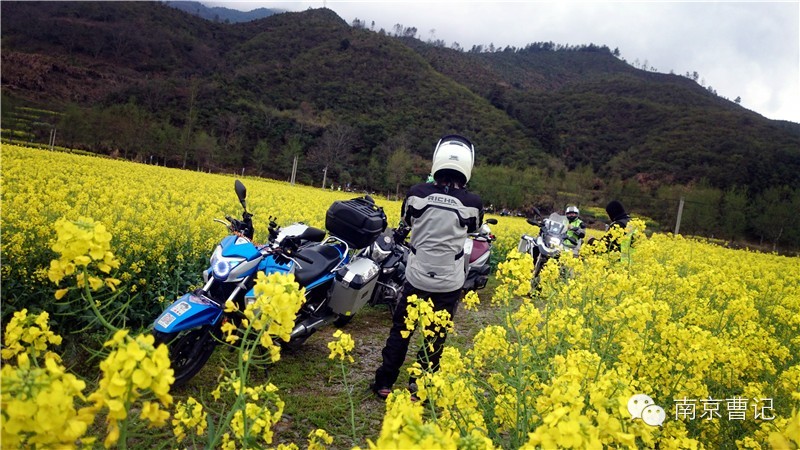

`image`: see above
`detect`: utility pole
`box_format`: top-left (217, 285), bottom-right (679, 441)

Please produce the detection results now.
top-left (49, 127), bottom-right (57, 150)
top-left (321, 166), bottom-right (328, 189)
top-left (290, 155), bottom-right (298, 186)
top-left (675, 196), bottom-right (685, 235)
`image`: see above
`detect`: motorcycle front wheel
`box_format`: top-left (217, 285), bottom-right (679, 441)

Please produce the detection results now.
top-left (153, 324), bottom-right (221, 388)
top-left (531, 256), bottom-right (546, 289)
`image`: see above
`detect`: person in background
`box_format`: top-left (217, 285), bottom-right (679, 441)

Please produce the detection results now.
top-left (563, 205), bottom-right (586, 256)
top-left (602, 200), bottom-right (631, 252)
top-left (372, 134), bottom-right (483, 401)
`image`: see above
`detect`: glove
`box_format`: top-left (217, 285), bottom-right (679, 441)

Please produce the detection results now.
top-left (393, 226), bottom-right (409, 244)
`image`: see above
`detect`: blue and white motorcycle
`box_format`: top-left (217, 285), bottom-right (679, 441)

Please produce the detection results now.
top-left (153, 180), bottom-right (386, 387)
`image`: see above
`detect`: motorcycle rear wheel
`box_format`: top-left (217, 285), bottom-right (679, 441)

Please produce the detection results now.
top-left (153, 324), bottom-right (220, 388)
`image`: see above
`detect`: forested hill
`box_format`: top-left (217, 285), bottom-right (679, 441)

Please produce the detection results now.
top-left (164, 1), bottom-right (279, 23)
top-left (2, 1), bottom-right (799, 198)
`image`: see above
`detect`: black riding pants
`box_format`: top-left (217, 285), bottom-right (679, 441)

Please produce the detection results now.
top-left (373, 282), bottom-right (461, 390)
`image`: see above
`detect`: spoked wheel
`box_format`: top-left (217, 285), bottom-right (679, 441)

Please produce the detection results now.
top-left (153, 324), bottom-right (220, 388)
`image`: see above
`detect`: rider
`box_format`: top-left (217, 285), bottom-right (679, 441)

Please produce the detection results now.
top-left (563, 205), bottom-right (585, 255)
top-left (372, 134), bottom-right (483, 401)
top-left (587, 199), bottom-right (631, 252)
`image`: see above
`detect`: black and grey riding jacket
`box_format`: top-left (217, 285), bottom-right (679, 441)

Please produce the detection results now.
top-left (401, 182), bottom-right (483, 292)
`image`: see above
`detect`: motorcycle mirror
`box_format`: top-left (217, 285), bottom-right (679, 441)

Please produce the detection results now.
top-left (486, 218), bottom-right (498, 225)
top-left (526, 217), bottom-right (539, 227)
top-left (234, 180), bottom-right (247, 210)
top-left (532, 207), bottom-right (542, 217)
top-left (363, 195), bottom-right (375, 204)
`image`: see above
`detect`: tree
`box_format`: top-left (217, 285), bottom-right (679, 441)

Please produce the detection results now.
top-left (252, 139), bottom-right (271, 174)
top-left (681, 184), bottom-right (722, 237)
top-left (750, 186), bottom-right (795, 249)
top-left (180, 79), bottom-right (200, 169)
top-left (192, 131), bottom-right (217, 171)
top-left (276, 136), bottom-right (303, 181)
top-left (307, 123), bottom-right (356, 182)
top-left (387, 147), bottom-right (413, 200)
top-left (719, 186), bottom-right (748, 240)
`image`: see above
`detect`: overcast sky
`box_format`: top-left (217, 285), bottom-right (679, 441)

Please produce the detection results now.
top-left (205, 1), bottom-right (800, 124)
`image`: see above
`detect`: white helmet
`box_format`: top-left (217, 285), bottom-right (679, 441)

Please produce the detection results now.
top-left (431, 135), bottom-right (475, 184)
top-left (566, 205), bottom-right (580, 215)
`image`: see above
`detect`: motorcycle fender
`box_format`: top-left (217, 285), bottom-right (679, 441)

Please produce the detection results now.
top-left (154, 293), bottom-right (223, 334)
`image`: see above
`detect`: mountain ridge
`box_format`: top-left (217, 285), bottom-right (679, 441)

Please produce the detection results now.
top-left (2, 2), bottom-right (798, 196)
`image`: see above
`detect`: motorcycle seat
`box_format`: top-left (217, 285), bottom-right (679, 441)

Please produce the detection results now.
top-left (469, 240), bottom-right (490, 263)
top-left (293, 244), bottom-right (343, 286)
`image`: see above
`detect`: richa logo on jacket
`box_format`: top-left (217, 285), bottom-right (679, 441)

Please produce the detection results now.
top-left (428, 195), bottom-right (457, 205)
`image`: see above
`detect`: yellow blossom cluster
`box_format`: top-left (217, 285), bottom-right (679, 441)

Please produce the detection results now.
top-left (1, 308), bottom-right (62, 361)
top-left (328, 329), bottom-right (356, 363)
top-left (369, 389), bottom-right (458, 449)
top-left (171, 396), bottom-right (207, 442)
top-left (0, 310), bottom-right (95, 448)
top-left (212, 373), bottom-right (286, 448)
top-left (222, 271), bottom-right (306, 361)
top-left (87, 330), bottom-right (175, 447)
top-left (401, 295), bottom-right (454, 341)
top-left (492, 249), bottom-right (535, 303)
top-left (47, 216), bottom-right (121, 298)
top-left (461, 290), bottom-right (481, 311)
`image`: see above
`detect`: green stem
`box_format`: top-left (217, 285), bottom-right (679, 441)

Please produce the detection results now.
top-left (207, 321), bottom-right (254, 449)
top-left (83, 272), bottom-right (119, 333)
top-left (340, 361), bottom-right (357, 441)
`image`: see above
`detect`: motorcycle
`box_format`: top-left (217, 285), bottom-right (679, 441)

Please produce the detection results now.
top-left (366, 217), bottom-right (498, 315)
top-left (518, 209), bottom-right (569, 285)
top-left (462, 218), bottom-right (498, 292)
top-left (152, 181), bottom-right (386, 387)
top-left (364, 224), bottom-right (410, 314)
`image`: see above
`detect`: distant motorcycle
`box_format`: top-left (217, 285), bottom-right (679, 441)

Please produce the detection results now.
top-left (518, 209), bottom-right (569, 286)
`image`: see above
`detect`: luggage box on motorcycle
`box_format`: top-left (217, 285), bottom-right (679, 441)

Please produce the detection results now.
top-left (325, 197), bottom-right (387, 249)
top-left (518, 235), bottom-right (535, 254)
top-left (329, 257), bottom-right (380, 316)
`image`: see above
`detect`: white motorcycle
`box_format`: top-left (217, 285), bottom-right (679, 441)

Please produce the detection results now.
top-left (518, 209), bottom-right (569, 286)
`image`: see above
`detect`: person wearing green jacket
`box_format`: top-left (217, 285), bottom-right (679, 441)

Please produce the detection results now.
top-left (564, 205), bottom-right (586, 256)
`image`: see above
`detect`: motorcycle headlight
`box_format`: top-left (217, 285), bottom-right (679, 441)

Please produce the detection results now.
top-left (210, 246), bottom-right (244, 280)
top-left (213, 259), bottom-right (232, 278)
top-left (546, 236), bottom-right (562, 248)
top-left (370, 242), bottom-right (391, 263)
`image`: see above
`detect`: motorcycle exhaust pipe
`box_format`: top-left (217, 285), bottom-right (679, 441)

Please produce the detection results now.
top-left (289, 314), bottom-right (339, 338)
